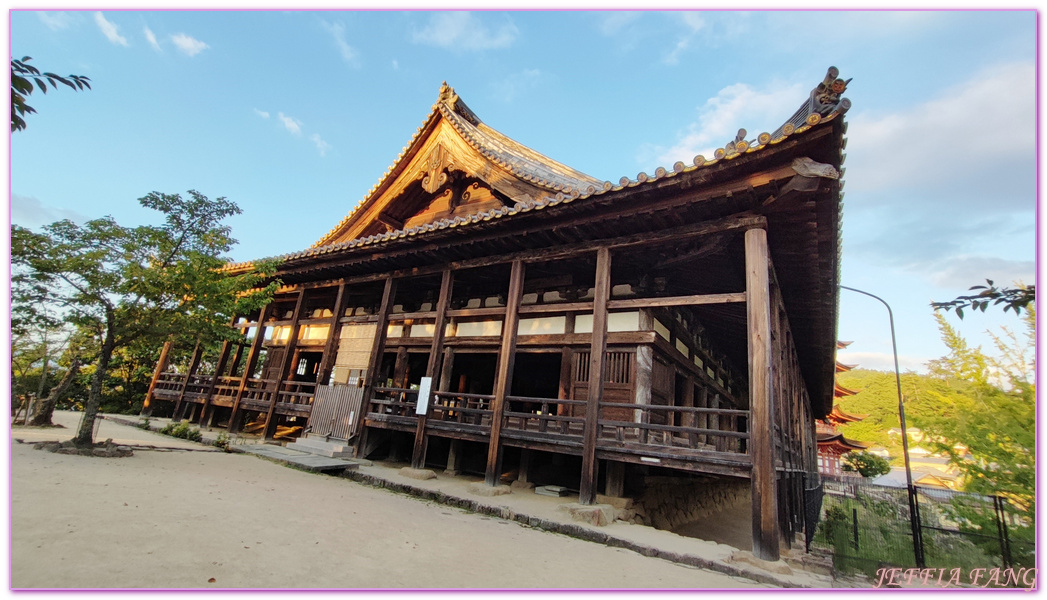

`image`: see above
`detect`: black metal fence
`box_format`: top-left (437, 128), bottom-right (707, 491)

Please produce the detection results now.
top-left (808, 475), bottom-right (1033, 580)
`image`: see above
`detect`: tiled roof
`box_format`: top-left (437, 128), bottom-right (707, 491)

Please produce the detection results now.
top-left (225, 67), bottom-right (851, 272)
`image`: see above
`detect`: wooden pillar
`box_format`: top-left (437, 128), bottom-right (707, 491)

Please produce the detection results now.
top-left (579, 247), bottom-right (611, 505)
top-left (228, 343), bottom-right (245, 377)
top-left (264, 290), bottom-right (306, 439)
top-left (604, 460), bottom-right (625, 498)
top-left (199, 339), bottom-right (233, 426)
top-left (354, 277), bottom-right (397, 458)
top-left (142, 340), bottom-right (173, 416)
top-left (316, 283), bottom-right (349, 386)
top-left (485, 259), bottom-right (525, 486)
top-left (746, 227), bottom-right (779, 561)
top-left (518, 449), bottom-right (533, 485)
top-left (412, 269), bottom-right (453, 469)
top-left (445, 439), bottom-right (462, 475)
top-left (173, 342), bottom-right (203, 422)
top-left (392, 347), bottom-right (409, 388)
top-left (229, 303), bottom-right (272, 434)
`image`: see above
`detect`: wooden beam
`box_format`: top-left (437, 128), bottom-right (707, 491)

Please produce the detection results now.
top-left (316, 282), bottom-right (349, 386)
top-left (264, 290), bottom-right (306, 440)
top-left (485, 259), bottom-right (525, 486)
top-left (173, 342), bottom-right (203, 421)
top-left (606, 292), bottom-right (746, 310)
top-left (746, 227), bottom-right (779, 561)
top-left (199, 340), bottom-right (232, 426)
top-left (229, 302), bottom-right (271, 434)
top-left (579, 247), bottom-right (611, 505)
top-left (142, 340), bottom-right (173, 417)
top-left (412, 269), bottom-right (454, 469)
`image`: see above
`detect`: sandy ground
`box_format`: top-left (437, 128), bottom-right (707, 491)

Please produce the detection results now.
top-left (9, 411), bottom-right (770, 590)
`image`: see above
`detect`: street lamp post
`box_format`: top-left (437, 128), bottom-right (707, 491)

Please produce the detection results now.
top-left (839, 285), bottom-right (925, 567)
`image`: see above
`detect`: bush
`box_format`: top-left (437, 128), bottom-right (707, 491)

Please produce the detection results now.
top-left (136, 418), bottom-right (151, 430)
top-left (160, 421), bottom-right (202, 442)
top-left (213, 432), bottom-right (229, 450)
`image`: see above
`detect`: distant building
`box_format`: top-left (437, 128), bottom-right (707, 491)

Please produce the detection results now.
top-left (817, 341), bottom-right (868, 476)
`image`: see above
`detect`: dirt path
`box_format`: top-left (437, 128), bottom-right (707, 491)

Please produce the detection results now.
top-left (10, 412), bottom-right (768, 589)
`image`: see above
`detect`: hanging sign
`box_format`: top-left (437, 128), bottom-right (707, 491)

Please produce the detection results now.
top-left (414, 376), bottom-right (433, 415)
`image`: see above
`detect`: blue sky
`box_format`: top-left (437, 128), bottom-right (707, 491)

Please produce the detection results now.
top-left (8, 9), bottom-right (1038, 374)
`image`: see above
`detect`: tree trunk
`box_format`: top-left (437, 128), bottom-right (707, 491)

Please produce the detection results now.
top-left (29, 356), bottom-right (81, 426)
top-left (74, 313), bottom-right (116, 446)
top-left (35, 338), bottom-right (49, 402)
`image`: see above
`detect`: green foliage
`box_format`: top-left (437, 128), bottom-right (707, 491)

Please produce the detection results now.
top-left (11, 190), bottom-right (280, 446)
top-left (931, 280), bottom-right (1034, 319)
top-left (843, 451), bottom-right (891, 478)
top-left (136, 418), bottom-right (151, 430)
top-left (914, 312), bottom-right (1035, 518)
top-left (160, 421), bottom-right (203, 442)
top-left (213, 432), bottom-right (229, 450)
top-left (11, 56), bottom-right (91, 132)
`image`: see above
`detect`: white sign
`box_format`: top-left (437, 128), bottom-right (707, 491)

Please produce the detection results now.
top-left (414, 376), bottom-right (433, 415)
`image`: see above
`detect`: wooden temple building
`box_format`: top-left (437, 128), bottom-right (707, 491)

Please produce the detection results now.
top-left (146, 67), bottom-right (852, 561)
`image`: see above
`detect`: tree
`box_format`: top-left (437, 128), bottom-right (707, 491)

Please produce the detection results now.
top-left (11, 190), bottom-right (279, 446)
top-left (931, 280), bottom-right (1034, 319)
top-left (11, 56), bottom-right (91, 132)
top-left (842, 450), bottom-right (891, 478)
top-left (915, 312), bottom-right (1035, 516)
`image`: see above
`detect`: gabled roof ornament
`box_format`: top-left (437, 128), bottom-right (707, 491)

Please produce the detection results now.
top-left (771, 66), bottom-right (851, 140)
top-left (438, 81), bottom-right (481, 126)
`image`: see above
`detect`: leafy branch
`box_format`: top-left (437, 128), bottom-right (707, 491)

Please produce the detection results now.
top-left (11, 56), bottom-right (91, 132)
top-left (930, 280), bottom-right (1034, 319)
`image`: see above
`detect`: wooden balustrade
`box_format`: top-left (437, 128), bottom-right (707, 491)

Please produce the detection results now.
top-left (502, 395), bottom-right (586, 437)
top-left (597, 403), bottom-right (749, 454)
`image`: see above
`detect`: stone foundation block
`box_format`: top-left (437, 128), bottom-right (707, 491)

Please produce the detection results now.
top-left (468, 483), bottom-right (512, 497)
top-left (557, 503), bottom-right (615, 527)
top-left (728, 551), bottom-right (794, 575)
top-left (399, 467), bottom-right (437, 480)
top-left (595, 494), bottom-right (634, 510)
top-left (510, 480), bottom-right (535, 490)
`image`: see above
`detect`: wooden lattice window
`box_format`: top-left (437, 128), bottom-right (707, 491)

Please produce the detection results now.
top-left (573, 351), bottom-right (632, 384)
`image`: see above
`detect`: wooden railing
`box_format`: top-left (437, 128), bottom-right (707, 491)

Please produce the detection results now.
top-left (597, 403), bottom-right (749, 454)
top-left (368, 387), bottom-right (418, 419)
top-left (428, 391), bottom-right (495, 430)
top-left (277, 381), bottom-right (316, 406)
top-left (152, 372), bottom-right (187, 398)
top-left (502, 395), bottom-right (586, 438)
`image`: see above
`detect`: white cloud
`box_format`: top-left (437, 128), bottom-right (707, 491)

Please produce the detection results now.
top-left (170, 33), bottom-right (209, 57)
top-left (310, 134), bottom-right (332, 157)
top-left (678, 11), bottom-right (706, 32)
top-left (94, 12), bottom-right (128, 46)
top-left (412, 12), bottom-right (517, 51)
top-left (321, 21), bottom-right (358, 65)
top-left (254, 108), bottom-right (270, 119)
top-left (11, 194), bottom-right (87, 228)
top-left (596, 11), bottom-right (642, 35)
top-left (925, 256), bottom-right (1035, 290)
top-left (844, 61), bottom-right (1035, 206)
top-left (277, 112), bottom-right (302, 135)
top-left (836, 351), bottom-right (929, 374)
top-left (646, 79), bottom-right (805, 168)
top-left (392, 59), bottom-right (399, 70)
top-left (144, 26), bottom-right (161, 52)
top-left (37, 11), bottom-right (72, 31)
top-left (495, 69), bottom-right (541, 102)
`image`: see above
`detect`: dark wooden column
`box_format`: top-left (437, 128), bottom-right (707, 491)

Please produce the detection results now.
top-left (412, 269), bottom-right (453, 469)
top-left (579, 247), bottom-right (611, 505)
top-left (199, 339), bottom-right (232, 426)
top-left (316, 283), bottom-right (349, 386)
top-left (354, 277), bottom-right (397, 458)
top-left (173, 342), bottom-right (203, 421)
top-left (229, 303), bottom-right (272, 433)
top-left (485, 259), bottom-right (525, 486)
top-left (142, 340), bottom-right (173, 416)
top-left (745, 226), bottom-right (779, 561)
top-left (264, 290), bottom-right (306, 440)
